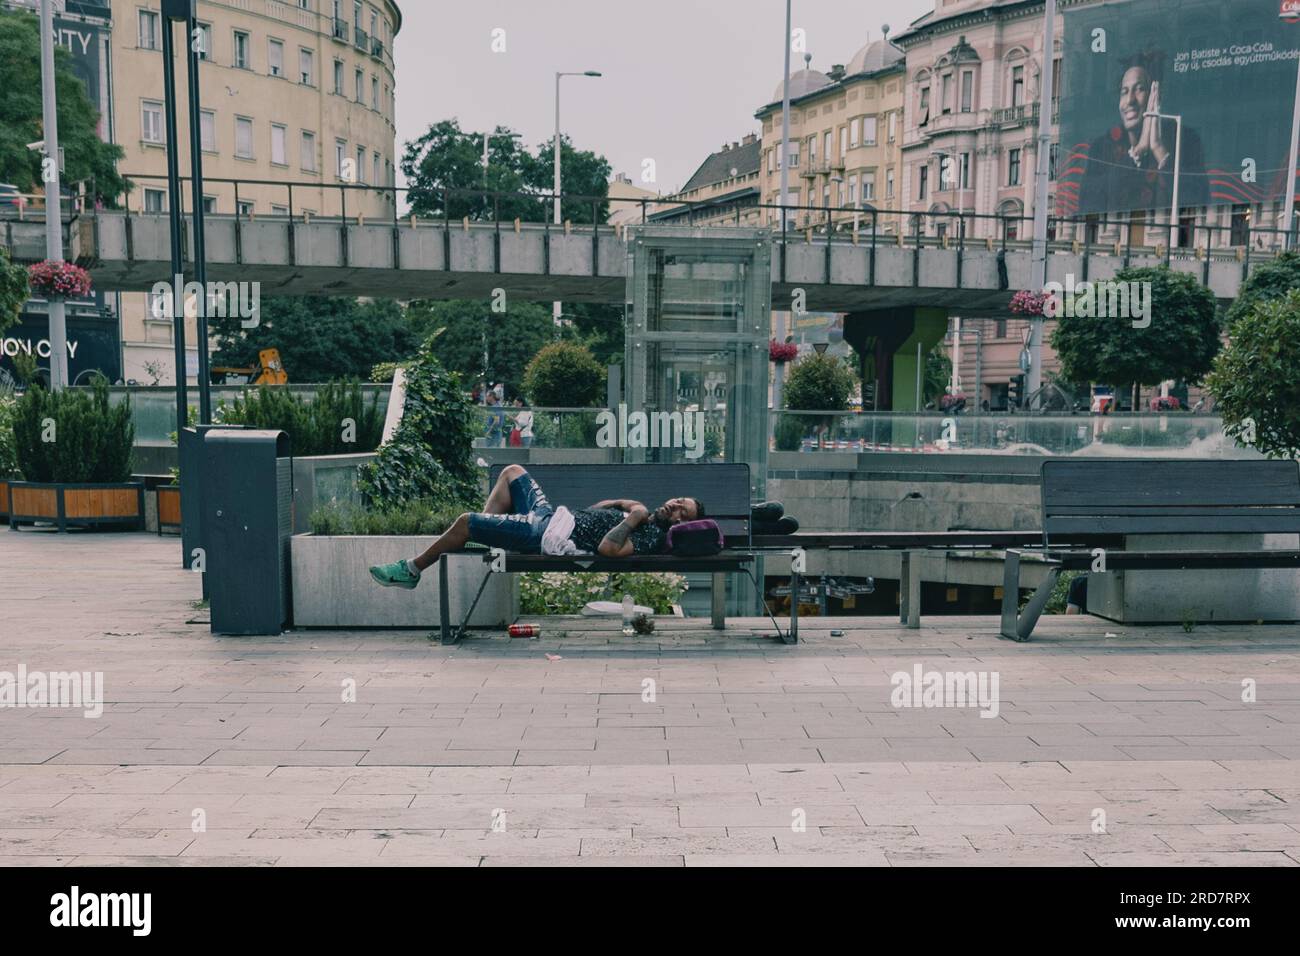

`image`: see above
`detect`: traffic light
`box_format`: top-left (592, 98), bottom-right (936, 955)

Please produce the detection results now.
top-left (1008, 375), bottom-right (1025, 409)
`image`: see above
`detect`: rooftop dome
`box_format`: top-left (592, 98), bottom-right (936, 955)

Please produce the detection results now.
top-left (772, 68), bottom-right (832, 103)
top-left (846, 37), bottom-right (903, 77)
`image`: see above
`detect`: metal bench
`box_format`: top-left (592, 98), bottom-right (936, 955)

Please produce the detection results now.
top-left (1000, 459), bottom-right (1300, 641)
top-left (438, 462), bottom-right (785, 644)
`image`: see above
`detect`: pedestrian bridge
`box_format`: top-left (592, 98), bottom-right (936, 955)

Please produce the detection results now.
top-left (4, 211), bottom-right (1267, 312)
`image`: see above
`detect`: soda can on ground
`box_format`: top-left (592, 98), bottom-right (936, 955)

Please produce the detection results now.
top-left (508, 624), bottom-right (540, 638)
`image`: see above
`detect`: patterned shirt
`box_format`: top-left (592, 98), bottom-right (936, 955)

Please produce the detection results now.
top-left (569, 508), bottom-right (666, 555)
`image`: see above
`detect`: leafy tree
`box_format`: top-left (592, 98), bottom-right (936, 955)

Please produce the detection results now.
top-left (212, 297), bottom-right (416, 383)
top-left (1050, 267), bottom-right (1220, 407)
top-left (1206, 289), bottom-right (1300, 460)
top-left (924, 344), bottom-right (952, 405)
top-left (407, 298), bottom-right (553, 398)
top-left (401, 118), bottom-right (611, 224)
top-left (0, 247), bottom-right (29, 337)
top-left (782, 352), bottom-right (858, 411)
top-left (522, 341), bottom-right (605, 407)
top-left (0, 9), bottom-right (125, 206)
top-left (358, 333), bottom-right (478, 509)
top-left (1226, 251), bottom-right (1300, 326)
top-left (565, 302), bottom-right (625, 367)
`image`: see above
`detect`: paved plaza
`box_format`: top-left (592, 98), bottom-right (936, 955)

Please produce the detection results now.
top-left (2, 530), bottom-right (1300, 867)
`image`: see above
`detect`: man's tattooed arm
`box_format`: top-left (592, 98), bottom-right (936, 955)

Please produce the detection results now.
top-left (598, 506), bottom-right (649, 557)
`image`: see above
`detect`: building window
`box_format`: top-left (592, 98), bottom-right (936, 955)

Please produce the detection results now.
top-left (195, 23), bottom-right (212, 60)
top-left (1008, 148), bottom-right (1021, 186)
top-left (788, 143), bottom-right (799, 168)
top-left (886, 168), bottom-right (895, 199)
top-left (269, 39), bottom-right (284, 77)
top-left (862, 116), bottom-right (877, 146)
top-left (237, 200), bottom-right (254, 218)
top-left (355, 68), bottom-right (364, 102)
top-left (371, 75), bottom-right (379, 110)
top-left (138, 10), bottom-right (159, 50)
top-left (961, 70), bottom-right (974, 112)
top-left (333, 60), bottom-right (344, 94)
top-left (356, 145), bottom-right (366, 183)
top-left (941, 73), bottom-right (952, 114)
top-left (959, 152), bottom-right (971, 190)
top-left (271, 204), bottom-right (289, 216)
top-left (838, 126), bottom-right (847, 159)
top-left (1011, 65), bottom-right (1025, 108)
top-left (822, 183), bottom-right (830, 208)
top-left (823, 131), bottom-right (832, 163)
top-left (271, 124), bottom-right (287, 166)
top-left (996, 318), bottom-right (1008, 339)
top-left (863, 172), bottom-right (876, 201)
top-left (1048, 142), bottom-right (1059, 181)
top-left (767, 148), bottom-right (775, 173)
top-left (1052, 58), bottom-right (1062, 106)
top-left (233, 31), bottom-right (250, 69)
top-left (918, 165), bottom-right (928, 200)
top-left (918, 87), bottom-right (930, 126)
top-left (372, 150), bottom-right (381, 186)
top-left (141, 100), bottom-right (164, 143)
top-left (143, 188), bottom-right (165, 213)
top-left (299, 48), bottom-right (315, 85)
top-left (202, 196), bottom-right (216, 214)
top-left (235, 116), bottom-right (254, 159)
top-left (887, 111), bottom-right (896, 142)
top-left (200, 110), bottom-right (216, 152)
top-left (301, 130), bottom-right (318, 172)
top-left (849, 120), bottom-right (859, 149)
top-left (335, 138), bottom-right (347, 178)
top-left (807, 135), bottom-right (816, 163)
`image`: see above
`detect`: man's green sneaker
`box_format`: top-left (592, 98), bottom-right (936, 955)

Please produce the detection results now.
top-left (370, 559), bottom-right (420, 590)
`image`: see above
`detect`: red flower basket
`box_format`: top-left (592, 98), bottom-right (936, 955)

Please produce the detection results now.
top-left (769, 339), bottom-right (799, 363)
top-left (1009, 289), bottom-right (1048, 317)
top-left (28, 260), bottom-right (92, 300)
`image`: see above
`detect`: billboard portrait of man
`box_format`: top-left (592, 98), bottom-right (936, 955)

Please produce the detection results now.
top-left (1075, 52), bottom-right (1209, 215)
top-left (1057, 0), bottom-right (1298, 221)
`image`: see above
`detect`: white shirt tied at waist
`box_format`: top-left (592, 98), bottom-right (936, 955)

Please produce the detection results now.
top-left (540, 506), bottom-right (587, 556)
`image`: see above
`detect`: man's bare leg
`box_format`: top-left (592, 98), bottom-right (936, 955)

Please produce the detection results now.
top-left (411, 513), bottom-right (471, 572)
top-left (483, 464), bottom-right (526, 515)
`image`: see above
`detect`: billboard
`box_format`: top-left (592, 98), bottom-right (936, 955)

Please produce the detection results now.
top-left (1056, 0), bottom-right (1300, 218)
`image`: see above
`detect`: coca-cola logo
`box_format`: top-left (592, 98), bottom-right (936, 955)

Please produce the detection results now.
top-left (1283, 0), bottom-right (1300, 20)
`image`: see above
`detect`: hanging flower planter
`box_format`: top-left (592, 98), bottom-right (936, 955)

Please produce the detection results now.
top-left (27, 260), bottom-right (92, 300)
top-left (769, 340), bottom-right (799, 364)
top-left (1009, 289), bottom-right (1048, 317)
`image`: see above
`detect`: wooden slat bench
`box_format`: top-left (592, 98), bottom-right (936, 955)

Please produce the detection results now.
top-left (438, 463), bottom-right (786, 644)
top-left (1000, 459), bottom-right (1300, 641)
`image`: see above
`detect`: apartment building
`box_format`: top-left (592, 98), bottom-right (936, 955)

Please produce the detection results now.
top-left (111, 0), bottom-right (400, 384)
top-left (649, 135), bottom-right (762, 227)
top-left (754, 37), bottom-right (906, 235)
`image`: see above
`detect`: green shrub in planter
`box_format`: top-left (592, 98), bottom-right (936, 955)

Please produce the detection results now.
top-left (519, 571), bottom-right (688, 615)
top-left (309, 498), bottom-right (472, 536)
top-left (217, 380), bottom-right (382, 456)
top-left (0, 387), bottom-right (19, 479)
top-left (12, 377), bottom-right (133, 483)
top-left (774, 413), bottom-right (805, 451)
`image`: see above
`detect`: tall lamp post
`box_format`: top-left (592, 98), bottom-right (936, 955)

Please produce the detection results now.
top-left (552, 70), bottom-right (602, 327)
top-left (774, 0), bottom-right (794, 412)
top-left (1281, 2), bottom-right (1300, 249)
top-left (1026, 0), bottom-right (1057, 409)
top-left (37, 0), bottom-right (67, 389)
top-left (1143, 107), bottom-right (1183, 253)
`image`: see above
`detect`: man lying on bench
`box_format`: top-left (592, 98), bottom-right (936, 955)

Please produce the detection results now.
top-left (368, 464), bottom-right (705, 589)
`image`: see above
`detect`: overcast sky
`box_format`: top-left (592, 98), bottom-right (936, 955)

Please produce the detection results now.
top-left (391, 0), bottom-right (934, 195)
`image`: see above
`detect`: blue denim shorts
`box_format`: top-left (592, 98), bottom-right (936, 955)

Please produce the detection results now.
top-left (466, 472), bottom-right (553, 553)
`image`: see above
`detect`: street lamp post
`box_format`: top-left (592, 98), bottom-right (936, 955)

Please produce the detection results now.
top-left (1144, 108), bottom-right (1183, 252)
top-left (37, 0), bottom-right (68, 390)
top-left (552, 70), bottom-right (602, 327)
top-left (1281, 5), bottom-right (1300, 249)
top-left (773, 0), bottom-right (793, 413)
top-left (1026, 0), bottom-right (1057, 409)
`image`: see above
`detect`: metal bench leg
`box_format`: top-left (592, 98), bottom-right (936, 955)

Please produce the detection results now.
top-left (438, 559), bottom-right (451, 644)
top-left (711, 572), bottom-right (726, 630)
top-left (440, 561), bottom-right (496, 646)
top-left (1015, 567), bottom-right (1061, 642)
top-left (899, 552), bottom-right (910, 625)
top-left (740, 566), bottom-right (791, 644)
top-left (906, 550), bottom-right (921, 629)
top-left (1000, 550), bottom-right (1059, 642)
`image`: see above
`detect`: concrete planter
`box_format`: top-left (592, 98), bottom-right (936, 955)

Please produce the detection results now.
top-left (290, 534), bottom-right (516, 629)
top-left (1088, 533), bottom-right (1300, 624)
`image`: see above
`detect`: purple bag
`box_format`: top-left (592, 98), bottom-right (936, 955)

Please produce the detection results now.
top-left (665, 519), bottom-right (724, 557)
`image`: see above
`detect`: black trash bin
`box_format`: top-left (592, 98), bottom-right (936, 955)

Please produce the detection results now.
top-left (200, 429), bottom-right (294, 635)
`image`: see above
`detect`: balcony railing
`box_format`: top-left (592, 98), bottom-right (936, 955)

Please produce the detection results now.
top-left (989, 103), bottom-right (1039, 127)
top-left (370, 36), bottom-right (383, 60)
top-left (353, 26), bottom-right (369, 51)
top-left (331, 18), bottom-right (348, 42)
